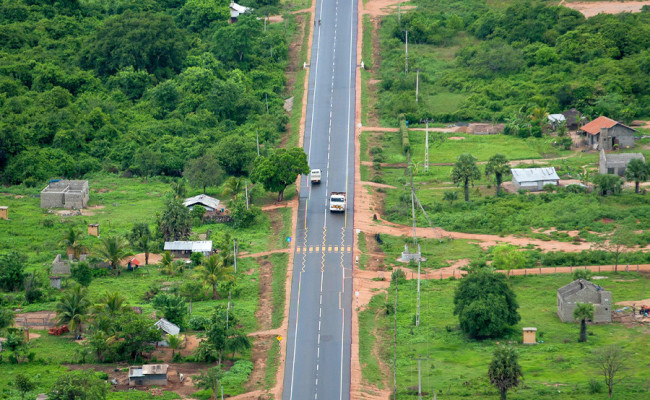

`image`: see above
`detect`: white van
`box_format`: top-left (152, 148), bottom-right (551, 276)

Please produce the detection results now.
top-left (311, 169), bottom-right (322, 184)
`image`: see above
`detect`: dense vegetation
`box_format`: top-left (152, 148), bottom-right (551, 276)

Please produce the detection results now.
top-left (0, 0), bottom-right (292, 185)
top-left (377, 0), bottom-right (650, 124)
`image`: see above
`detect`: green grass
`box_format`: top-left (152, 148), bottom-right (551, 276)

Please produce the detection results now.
top-left (367, 272), bottom-right (650, 398)
top-left (264, 340), bottom-right (281, 389)
top-left (108, 391), bottom-right (180, 400)
top-left (377, 236), bottom-right (484, 270)
top-left (420, 92), bottom-right (468, 115)
top-left (358, 294), bottom-right (386, 389)
top-left (271, 253), bottom-right (289, 329)
top-left (0, 363), bottom-right (70, 398)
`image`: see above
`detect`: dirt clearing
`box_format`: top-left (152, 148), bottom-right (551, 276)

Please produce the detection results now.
top-left (563, 1), bottom-right (650, 17)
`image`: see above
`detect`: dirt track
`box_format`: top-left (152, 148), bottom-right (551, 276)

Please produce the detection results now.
top-left (562, 1), bottom-right (650, 18)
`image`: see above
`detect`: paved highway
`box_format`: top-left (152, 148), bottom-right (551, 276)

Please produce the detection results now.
top-left (282, 0), bottom-right (357, 398)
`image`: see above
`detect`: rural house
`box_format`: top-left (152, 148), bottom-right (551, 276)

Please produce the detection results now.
top-left (557, 279), bottom-right (612, 323)
top-left (183, 194), bottom-right (221, 212)
top-left (579, 116), bottom-right (636, 150)
top-left (547, 113), bottom-right (566, 129)
top-left (163, 241), bottom-right (213, 257)
top-left (561, 108), bottom-right (584, 130)
top-left (230, 2), bottom-right (251, 22)
top-left (128, 364), bottom-right (169, 387)
top-left (599, 150), bottom-right (645, 176)
top-left (40, 180), bottom-right (89, 209)
top-left (511, 167), bottom-right (560, 191)
top-left (154, 318), bottom-right (180, 347)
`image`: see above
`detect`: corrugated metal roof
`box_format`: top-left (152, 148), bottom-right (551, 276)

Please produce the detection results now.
top-left (142, 364), bottom-right (169, 375)
top-left (163, 241), bottom-right (212, 253)
top-left (154, 318), bottom-right (180, 335)
top-left (548, 114), bottom-right (565, 123)
top-left (129, 367), bottom-right (144, 378)
top-left (511, 167), bottom-right (559, 183)
top-left (183, 194), bottom-right (220, 210)
top-left (230, 2), bottom-right (250, 13)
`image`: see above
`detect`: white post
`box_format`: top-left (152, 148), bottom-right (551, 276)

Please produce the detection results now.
top-left (424, 121), bottom-right (429, 173)
top-left (416, 258), bottom-right (421, 327)
top-left (418, 357), bottom-right (422, 400)
top-left (245, 182), bottom-right (249, 210)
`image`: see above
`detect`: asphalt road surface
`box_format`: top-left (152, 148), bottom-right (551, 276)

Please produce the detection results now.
top-left (282, 0), bottom-right (357, 398)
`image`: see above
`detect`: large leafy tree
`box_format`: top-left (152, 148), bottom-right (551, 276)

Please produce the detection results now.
top-left (152, 293), bottom-right (187, 327)
top-left (251, 147), bottom-right (310, 201)
top-left (158, 196), bottom-right (192, 241)
top-left (573, 302), bottom-right (594, 343)
top-left (485, 154), bottom-right (510, 196)
top-left (93, 291), bottom-right (131, 318)
top-left (79, 11), bottom-right (188, 78)
top-left (115, 312), bottom-right (162, 361)
top-left (214, 135), bottom-right (257, 176)
top-left (184, 153), bottom-right (224, 194)
top-left (127, 223), bottom-right (155, 265)
top-left (96, 236), bottom-right (130, 270)
top-left (49, 371), bottom-right (108, 400)
top-left (593, 174), bottom-right (622, 196)
top-left (55, 285), bottom-right (91, 337)
top-left (488, 346), bottom-right (524, 400)
top-left (196, 306), bottom-right (251, 365)
top-left (624, 158), bottom-right (648, 194)
top-left (451, 154), bottom-right (481, 202)
top-left (453, 271), bottom-right (520, 338)
top-left (0, 251), bottom-right (26, 292)
top-left (195, 254), bottom-right (235, 299)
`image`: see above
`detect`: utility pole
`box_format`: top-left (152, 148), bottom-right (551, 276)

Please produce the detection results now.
top-left (424, 121), bottom-right (429, 173)
top-left (245, 182), bottom-right (249, 210)
top-left (416, 68), bottom-right (419, 103)
top-left (256, 129), bottom-right (260, 156)
top-left (233, 239), bottom-right (238, 274)
top-left (393, 274), bottom-right (398, 399)
top-left (405, 30), bottom-right (409, 74)
top-left (410, 354), bottom-right (430, 400)
top-left (416, 257), bottom-right (421, 327)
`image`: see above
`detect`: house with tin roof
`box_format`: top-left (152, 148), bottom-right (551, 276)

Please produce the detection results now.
top-left (163, 241), bottom-right (213, 257)
top-left (579, 116), bottom-right (637, 150)
top-left (129, 364), bottom-right (169, 386)
top-left (183, 194), bottom-right (221, 212)
top-left (511, 167), bottom-right (560, 191)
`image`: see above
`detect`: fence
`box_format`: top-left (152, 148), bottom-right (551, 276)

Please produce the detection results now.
top-left (14, 312), bottom-right (56, 329)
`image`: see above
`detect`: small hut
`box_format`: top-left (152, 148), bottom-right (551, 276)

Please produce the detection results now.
top-left (0, 206), bottom-right (7, 220)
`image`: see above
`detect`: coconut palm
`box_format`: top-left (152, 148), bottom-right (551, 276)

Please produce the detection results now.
top-left (574, 302), bottom-right (594, 343)
top-left (195, 255), bottom-right (235, 299)
top-left (96, 235), bottom-right (130, 270)
top-left (485, 154), bottom-right (511, 196)
top-left (222, 176), bottom-right (245, 201)
top-left (160, 251), bottom-right (175, 274)
top-left (55, 285), bottom-right (91, 337)
top-left (624, 158), bottom-right (648, 194)
top-left (59, 227), bottom-right (88, 260)
top-left (167, 334), bottom-right (184, 358)
top-left (94, 291), bottom-right (130, 317)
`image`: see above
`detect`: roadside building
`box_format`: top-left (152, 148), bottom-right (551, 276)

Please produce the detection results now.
top-left (579, 116), bottom-right (636, 150)
top-left (183, 194), bottom-right (221, 212)
top-left (128, 364), bottom-right (169, 387)
top-left (599, 150), bottom-right (645, 176)
top-left (163, 241), bottom-right (212, 257)
top-left (557, 279), bottom-right (612, 323)
top-left (511, 167), bottom-right (560, 191)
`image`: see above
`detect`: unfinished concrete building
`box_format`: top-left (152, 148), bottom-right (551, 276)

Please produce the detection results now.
top-left (40, 180), bottom-right (89, 209)
top-left (557, 279), bottom-right (612, 323)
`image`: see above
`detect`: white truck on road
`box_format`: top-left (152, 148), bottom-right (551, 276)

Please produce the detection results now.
top-left (329, 192), bottom-right (346, 212)
top-left (310, 169), bottom-right (321, 184)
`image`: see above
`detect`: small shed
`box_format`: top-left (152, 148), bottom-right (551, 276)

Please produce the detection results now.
top-left (230, 2), bottom-right (251, 22)
top-left (88, 223), bottom-right (100, 237)
top-left (579, 116), bottom-right (637, 150)
top-left (154, 318), bottom-right (180, 347)
top-left (50, 276), bottom-right (62, 290)
top-left (522, 327), bottom-right (537, 345)
top-left (183, 194), bottom-right (221, 212)
top-left (51, 254), bottom-right (71, 275)
top-left (599, 150), bottom-right (645, 176)
top-left (163, 241), bottom-right (212, 257)
top-left (547, 114), bottom-right (566, 129)
top-left (0, 206), bottom-right (7, 220)
top-left (129, 364), bottom-right (169, 387)
top-left (511, 167), bottom-right (560, 191)
top-left (557, 279), bottom-right (612, 323)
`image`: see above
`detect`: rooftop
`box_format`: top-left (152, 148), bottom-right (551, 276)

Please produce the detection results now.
top-left (601, 151), bottom-right (645, 164)
top-left (183, 194), bottom-right (220, 210)
top-left (154, 318), bottom-right (180, 336)
top-left (581, 116), bottom-right (635, 135)
top-left (142, 364), bottom-right (169, 375)
top-left (557, 279), bottom-right (601, 298)
top-left (163, 241), bottom-right (212, 253)
top-left (511, 167), bottom-right (560, 182)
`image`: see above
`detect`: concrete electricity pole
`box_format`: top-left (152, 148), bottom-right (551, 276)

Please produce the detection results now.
top-left (405, 30), bottom-right (409, 74)
top-left (410, 354), bottom-right (430, 400)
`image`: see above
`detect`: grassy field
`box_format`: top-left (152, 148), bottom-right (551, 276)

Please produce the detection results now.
top-left (376, 235), bottom-right (484, 270)
top-left (361, 272), bottom-right (650, 399)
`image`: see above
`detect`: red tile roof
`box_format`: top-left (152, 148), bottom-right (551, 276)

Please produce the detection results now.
top-left (580, 116), bottom-right (636, 135)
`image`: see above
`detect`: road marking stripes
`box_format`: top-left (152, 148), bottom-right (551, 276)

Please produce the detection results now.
top-left (295, 246), bottom-right (352, 253)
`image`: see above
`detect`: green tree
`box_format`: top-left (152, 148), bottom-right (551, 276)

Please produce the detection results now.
top-left (59, 227), bottom-right (87, 259)
top-left (214, 135), bottom-right (257, 176)
top-left (451, 154), bottom-right (481, 202)
top-left (593, 174), bottom-right (622, 196)
top-left (167, 333), bottom-right (184, 358)
top-left (0, 251), bottom-right (26, 292)
top-left (195, 255), bottom-right (235, 299)
top-left (453, 271), bottom-right (520, 338)
top-left (222, 176), bottom-right (246, 201)
top-left (443, 190), bottom-right (458, 205)
top-left (55, 285), bottom-right (91, 337)
top-left (158, 196), bottom-right (192, 241)
top-left (591, 345), bottom-right (628, 399)
top-left (49, 371), bottom-right (108, 400)
top-left (0, 306), bottom-right (15, 330)
top-left (94, 291), bottom-right (131, 318)
top-left (184, 153), bottom-right (224, 194)
top-left (71, 262), bottom-right (92, 287)
top-left (96, 235), bottom-right (130, 270)
top-left (251, 147), bottom-right (310, 201)
top-left (488, 346), bottom-right (524, 400)
top-left (180, 0), bottom-right (229, 32)
top-left (485, 154), bottom-right (510, 196)
top-left (491, 245), bottom-right (527, 271)
top-left (196, 306), bottom-right (251, 364)
top-left (152, 293), bottom-right (187, 327)
top-left (15, 373), bottom-right (35, 400)
top-left (229, 198), bottom-right (261, 229)
top-left (127, 223), bottom-right (154, 265)
top-left (114, 312), bottom-right (162, 361)
top-left (606, 225), bottom-right (635, 272)
top-left (574, 302), bottom-right (594, 343)
top-left (624, 158), bottom-right (648, 194)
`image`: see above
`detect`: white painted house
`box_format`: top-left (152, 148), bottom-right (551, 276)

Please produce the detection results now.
top-left (511, 167), bottom-right (560, 191)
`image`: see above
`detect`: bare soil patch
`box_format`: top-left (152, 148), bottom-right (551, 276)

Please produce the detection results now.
top-left (448, 136), bottom-right (466, 140)
top-left (364, 0), bottom-right (416, 17)
top-left (119, 252), bottom-right (162, 267)
top-left (563, 1), bottom-right (650, 18)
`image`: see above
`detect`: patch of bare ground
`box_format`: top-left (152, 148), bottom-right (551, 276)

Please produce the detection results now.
top-left (563, 1), bottom-right (650, 18)
top-left (448, 136), bottom-right (466, 140)
top-left (119, 252), bottom-right (162, 267)
top-left (364, 0), bottom-right (416, 18)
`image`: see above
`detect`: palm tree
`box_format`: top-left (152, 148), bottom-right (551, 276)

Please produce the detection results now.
top-left (55, 285), bottom-right (91, 337)
top-left (160, 251), bottom-right (174, 273)
top-left (97, 235), bottom-right (130, 270)
top-left (222, 176), bottom-right (245, 201)
top-left (485, 154), bottom-right (510, 196)
top-left (624, 158), bottom-right (648, 194)
top-left (59, 228), bottom-right (88, 260)
top-left (488, 346), bottom-right (524, 400)
top-left (443, 190), bottom-right (458, 206)
top-left (574, 302), bottom-right (594, 343)
top-left (167, 334), bottom-right (184, 358)
top-left (451, 154), bottom-right (481, 202)
top-left (94, 291), bottom-right (130, 317)
top-left (195, 255), bottom-right (235, 299)
top-left (226, 332), bottom-right (251, 360)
